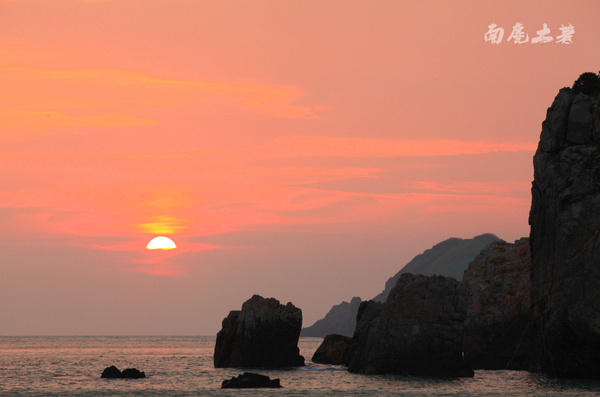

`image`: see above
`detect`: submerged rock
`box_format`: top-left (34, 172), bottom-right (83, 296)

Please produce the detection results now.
top-left (214, 295), bottom-right (305, 368)
top-left (312, 334), bottom-right (351, 365)
top-left (221, 372), bottom-right (282, 388)
top-left (530, 87), bottom-right (600, 378)
top-left (101, 365), bottom-right (146, 379)
top-left (101, 365), bottom-right (122, 379)
top-left (121, 368), bottom-right (146, 379)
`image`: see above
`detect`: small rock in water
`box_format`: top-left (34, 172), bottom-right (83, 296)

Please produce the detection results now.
top-left (312, 334), bottom-right (351, 365)
top-left (101, 365), bottom-right (122, 378)
top-left (101, 365), bottom-right (146, 379)
top-left (121, 368), bottom-right (146, 379)
top-left (221, 372), bottom-right (282, 388)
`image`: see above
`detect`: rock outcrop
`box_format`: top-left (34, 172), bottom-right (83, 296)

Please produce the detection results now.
top-left (311, 334), bottom-right (351, 365)
top-left (348, 274), bottom-right (473, 377)
top-left (101, 365), bottom-right (146, 379)
top-left (214, 295), bottom-right (305, 368)
top-left (374, 234), bottom-right (501, 302)
top-left (345, 299), bottom-right (383, 373)
top-left (221, 372), bottom-right (282, 389)
top-left (530, 86), bottom-right (600, 378)
top-left (462, 238), bottom-right (531, 370)
top-left (301, 297), bottom-right (362, 337)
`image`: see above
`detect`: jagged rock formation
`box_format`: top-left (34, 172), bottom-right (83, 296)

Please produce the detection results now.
top-left (530, 86), bottom-right (600, 378)
top-left (315, 78), bottom-right (600, 379)
top-left (347, 274), bottom-right (473, 377)
top-left (213, 295), bottom-right (305, 368)
top-left (311, 334), bottom-right (351, 365)
top-left (301, 297), bottom-right (362, 337)
top-left (374, 234), bottom-right (501, 302)
top-left (462, 238), bottom-right (531, 369)
top-left (340, 240), bottom-right (532, 376)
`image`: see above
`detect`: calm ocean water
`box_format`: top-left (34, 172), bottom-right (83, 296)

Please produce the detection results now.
top-left (1, 336), bottom-right (600, 396)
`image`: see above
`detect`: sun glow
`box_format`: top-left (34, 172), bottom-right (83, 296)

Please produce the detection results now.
top-left (146, 236), bottom-right (177, 250)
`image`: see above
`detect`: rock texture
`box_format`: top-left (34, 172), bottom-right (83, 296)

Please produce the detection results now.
top-left (345, 300), bottom-right (383, 373)
top-left (221, 372), bottom-right (282, 389)
top-left (462, 238), bottom-right (531, 370)
top-left (213, 295), bottom-right (305, 368)
top-left (348, 274), bottom-right (472, 377)
top-left (311, 334), bottom-right (351, 365)
top-left (530, 87), bottom-right (600, 378)
top-left (374, 234), bottom-right (501, 302)
top-left (301, 297), bottom-right (362, 337)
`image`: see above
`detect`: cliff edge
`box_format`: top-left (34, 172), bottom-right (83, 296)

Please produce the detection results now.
top-left (530, 74), bottom-right (600, 378)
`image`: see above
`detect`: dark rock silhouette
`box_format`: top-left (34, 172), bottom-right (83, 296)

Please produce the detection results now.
top-left (305, 235), bottom-right (499, 341)
top-left (101, 365), bottom-right (146, 379)
top-left (345, 300), bottom-right (383, 372)
top-left (530, 86), bottom-right (600, 378)
top-left (348, 274), bottom-right (473, 377)
top-left (311, 334), bottom-right (351, 365)
top-left (374, 234), bottom-right (501, 302)
top-left (462, 238), bottom-right (531, 369)
top-left (214, 294), bottom-right (305, 368)
top-left (572, 71), bottom-right (600, 96)
top-left (101, 365), bottom-right (122, 378)
top-left (221, 372), bottom-right (282, 389)
top-left (301, 297), bottom-right (362, 337)
top-left (121, 368), bottom-right (146, 379)
top-left (315, 75), bottom-right (600, 379)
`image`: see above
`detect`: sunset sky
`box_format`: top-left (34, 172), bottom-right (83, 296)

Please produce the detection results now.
top-left (2, 0), bottom-right (600, 336)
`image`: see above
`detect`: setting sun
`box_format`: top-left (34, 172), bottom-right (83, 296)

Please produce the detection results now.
top-left (146, 236), bottom-right (177, 250)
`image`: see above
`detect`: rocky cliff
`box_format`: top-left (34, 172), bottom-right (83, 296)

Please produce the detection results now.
top-left (314, 75), bottom-right (600, 379)
top-left (345, 299), bottom-right (383, 372)
top-left (462, 238), bottom-right (531, 369)
top-left (338, 239), bottom-right (530, 376)
top-left (347, 274), bottom-right (473, 377)
top-left (214, 295), bottom-right (305, 368)
top-left (530, 83), bottom-right (600, 378)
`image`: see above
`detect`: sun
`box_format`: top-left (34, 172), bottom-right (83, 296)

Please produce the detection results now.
top-left (146, 236), bottom-right (177, 250)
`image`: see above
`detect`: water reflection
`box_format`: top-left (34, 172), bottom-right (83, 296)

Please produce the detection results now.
top-left (1, 337), bottom-right (600, 396)
top-left (528, 370), bottom-right (600, 393)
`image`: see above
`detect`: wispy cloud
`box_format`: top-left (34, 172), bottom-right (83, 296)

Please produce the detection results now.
top-left (1, 66), bottom-right (321, 140)
top-left (254, 135), bottom-right (536, 159)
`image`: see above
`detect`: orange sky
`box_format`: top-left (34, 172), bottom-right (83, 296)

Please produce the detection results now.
top-left (1, 0), bottom-right (599, 335)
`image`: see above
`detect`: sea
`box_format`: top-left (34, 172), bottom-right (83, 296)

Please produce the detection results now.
top-left (2, 336), bottom-right (600, 396)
